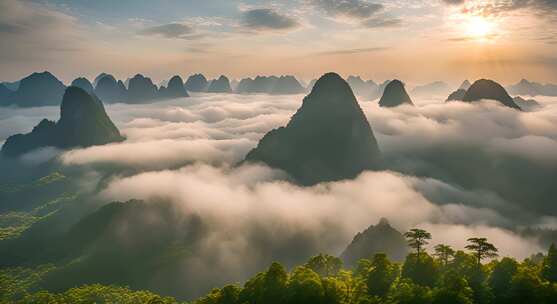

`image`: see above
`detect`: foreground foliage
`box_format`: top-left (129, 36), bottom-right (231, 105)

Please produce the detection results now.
top-left (2, 233), bottom-right (557, 304)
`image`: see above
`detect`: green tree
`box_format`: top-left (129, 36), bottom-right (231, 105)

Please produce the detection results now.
top-left (447, 251), bottom-right (491, 304)
top-left (354, 259), bottom-right (372, 277)
top-left (433, 244), bottom-right (455, 267)
top-left (305, 254), bottom-right (343, 277)
top-left (509, 267), bottom-right (544, 304)
top-left (366, 253), bottom-right (399, 298)
top-left (286, 266), bottom-right (325, 304)
top-left (542, 243), bottom-right (557, 283)
top-left (196, 285), bottom-right (241, 304)
top-left (432, 270), bottom-right (473, 304)
top-left (465, 238), bottom-right (498, 267)
top-left (402, 253), bottom-right (439, 287)
top-left (389, 279), bottom-right (433, 304)
top-left (238, 262), bottom-right (288, 304)
top-left (336, 270), bottom-right (367, 304)
top-left (488, 257), bottom-right (518, 304)
top-left (321, 276), bottom-right (346, 304)
top-left (404, 229), bottom-right (432, 257)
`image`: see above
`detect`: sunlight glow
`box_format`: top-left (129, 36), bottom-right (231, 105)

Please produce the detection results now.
top-left (466, 17), bottom-right (495, 39)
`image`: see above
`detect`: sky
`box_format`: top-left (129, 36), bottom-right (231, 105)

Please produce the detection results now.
top-left (1, 0), bottom-right (557, 85)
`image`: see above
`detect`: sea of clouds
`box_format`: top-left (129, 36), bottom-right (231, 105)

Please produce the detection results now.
top-left (1, 92), bottom-right (557, 265)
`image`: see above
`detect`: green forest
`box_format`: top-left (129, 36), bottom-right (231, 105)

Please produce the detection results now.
top-left (2, 228), bottom-right (556, 304)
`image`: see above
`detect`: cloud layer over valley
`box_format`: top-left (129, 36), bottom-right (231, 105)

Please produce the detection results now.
top-left (1, 90), bottom-right (557, 297)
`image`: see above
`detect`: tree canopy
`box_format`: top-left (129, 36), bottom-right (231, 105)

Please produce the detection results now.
top-left (2, 231), bottom-right (556, 304)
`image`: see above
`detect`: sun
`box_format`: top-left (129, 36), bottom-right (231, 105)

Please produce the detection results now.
top-left (466, 17), bottom-right (494, 39)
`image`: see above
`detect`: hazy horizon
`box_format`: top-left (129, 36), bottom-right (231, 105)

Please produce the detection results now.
top-left (1, 0), bottom-right (557, 85)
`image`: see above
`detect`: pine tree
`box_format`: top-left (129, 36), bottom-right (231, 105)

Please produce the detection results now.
top-left (465, 238), bottom-right (498, 267)
top-left (542, 243), bottom-right (557, 283)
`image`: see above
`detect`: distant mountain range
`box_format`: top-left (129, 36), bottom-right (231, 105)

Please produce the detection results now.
top-left (2, 71), bottom-right (555, 108)
top-left (236, 75), bottom-right (305, 95)
top-left (0, 71), bottom-right (193, 107)
top-left (507, 79), bottom-right (557, 96)
top-left (1, 87), bottom-right (124, 157)
top-left (207, 75), bottom-right (233, 93)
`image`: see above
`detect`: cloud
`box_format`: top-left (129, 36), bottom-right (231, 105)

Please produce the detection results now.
top-left (314, 47), bottom-right (389, 56)
top-left (138, 22), bottom-right (197, 39)
top-left (489, 135), bottom-right (557, 164)
top-left (309, 0), bottom-right (403, 29)
top-left (450, 0), bottom-right (557, 21)
top-left (4, 90), bottom-right (557, 219)
top-left (362, 16), bottom-right (403, 28)
top-left (310, 0), bottom-right (384, 19)
top-left (447, 33), bottom-right (499, 42)
top-left (3, 86), bottom-right (557, 230)
top-left (61, 138), bottom-right (254, 170)
top-left (240, 8), bottom-right (301, 31)
top-left (97, 163), bottom-right (542, 298)
top-left (0, 0), bottom-right (85, 63)
top-left (442, 0), bottom-right (465, 5)
top-left (3, 83), bottom-right (557, 298)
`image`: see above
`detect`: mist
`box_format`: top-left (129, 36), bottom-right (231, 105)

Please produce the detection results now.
top-left (2, 90), bottom-right (557, 297)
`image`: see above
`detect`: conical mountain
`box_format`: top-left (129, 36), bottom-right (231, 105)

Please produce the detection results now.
top-left (446, 89), bottom-right (466, 101)
top-left (55, 87), bottom-right (124, 147)
top-left (244, 72), bottom-right (380, 185)
top-left (127, 74), bottom-right (158, 102)
top-left (462, 79), bottom-right (521, 110)
top-left (2, 87), bottom-right (124, 157)
top-left (185, 74), bottom-right (209, 92)
top-left (207, 75), bottom-right (232, 93)
top-left (8, 71), bottom-right (66, 107)
top-left (71, 77), bottom-right (95, 94)
top-left (341, 218), bottom-right (409, 266)
top-left (163, 75), bottom-right (189, 98)
top-left (459, 80), bottom-right (472, 90)
top-left (378, 80), bottom-right (413, 107)
top-left (93, 73), bottom-right (110, 87)
top-left (95, 74), bottom-right (127, 103)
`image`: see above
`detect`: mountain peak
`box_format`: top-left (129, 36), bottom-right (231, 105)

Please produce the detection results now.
top-left (341, 218), bottom-right (408, 266)
top-left (185, 74), bottom-right (209, 92)
top-left (95, 75), bottom-right (127, 103)
top-left (163, 75), bottom-right (189, 98)
top-left (127, 74), bottom-right (158, 102)
top-left (377, 217), bottom-right (390, 227)
top-left (244, 72), bottom-right (380, 185)
top-left (378, 79), bottom-right (413, 107)
top-left (71, 77), bottom-right (94, 94)
top-left (7, 71), bottom-right (66, 107)
top-left (207, 75), bottom-right (232, 93)
top-left (463, 79), bottom-right (521, 110)
top-left (459, 80), bottom-right (472, 90)
top-left (1, 87), bottom-right (123, 157)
